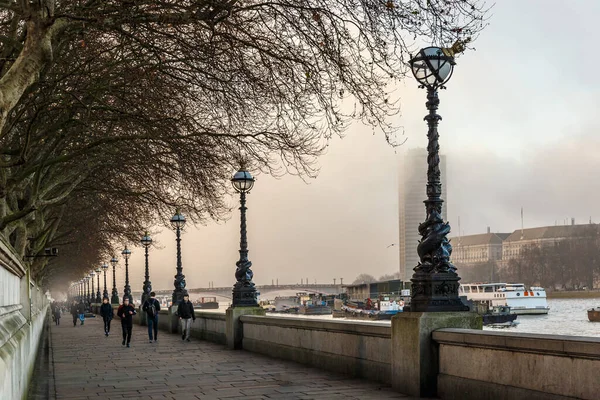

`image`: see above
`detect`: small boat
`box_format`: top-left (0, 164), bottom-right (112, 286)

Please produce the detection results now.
top-left (587, 307), bottom-right (600, 322)
top-left (194, 297), bottom-right (219, 309)
top-left (482, 305), bottom-right (518, 328)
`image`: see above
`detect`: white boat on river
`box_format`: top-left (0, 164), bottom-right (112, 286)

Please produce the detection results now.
top-left (459, 283), bottom-right (550, 315)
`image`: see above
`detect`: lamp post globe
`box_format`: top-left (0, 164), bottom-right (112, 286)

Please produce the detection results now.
top-left (140, 232), bottom-right (153, 307)
top-left (170, 210), bottom-right (188, 305)
top-left (95, 267), bottom-right (102, 303)
top-left (122, 247), bottom-right (133, 303)
top-left (406, 45), bottom-right (467, 313)
top-left (101, 263), bottom-right (109, 300)
top-left (231, 167), bottom-right (258, 307)
top-left (110, 256), bottom-right (119, 305)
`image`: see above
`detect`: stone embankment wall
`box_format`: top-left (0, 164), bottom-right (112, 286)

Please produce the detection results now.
top-left (0, 238), bottom-right (49, 400)
top-left (134, 309), bottom-right (227, 344)
top-left (241, 315), bottom-right (391, 384)
top-left (128, 307), bottom-right (597, 399)
top-left (434, 328), bottom-right (600, 400)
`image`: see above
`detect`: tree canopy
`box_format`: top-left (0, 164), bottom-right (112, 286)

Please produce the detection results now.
top-left (0, 0), bottom-right (488, 289)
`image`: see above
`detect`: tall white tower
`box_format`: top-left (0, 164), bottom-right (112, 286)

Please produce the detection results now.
top-left (399, 148), bottom-right (447, 282)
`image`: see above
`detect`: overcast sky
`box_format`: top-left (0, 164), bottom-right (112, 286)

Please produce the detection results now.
top-left (118, 0), bottom-right (600, 292)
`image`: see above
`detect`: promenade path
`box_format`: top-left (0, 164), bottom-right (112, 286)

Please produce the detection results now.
top-left (31, 316), bottom-right (417, 400)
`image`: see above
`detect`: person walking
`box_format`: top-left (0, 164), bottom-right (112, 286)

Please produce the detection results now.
top-left (70, 300), bottom-right (79, 327)
top-left (78, 300), bottom-right (86, 325)
top-left (53, 304), bottom-right (61, 325)
top-left (117, 297), bottom-right (136, 348)
top-left (177, 294), bottom-right (195, 342)
top-left (142, 292), bottom-right (161, 343)
top-left (100, 297), bottom-right (114, 337)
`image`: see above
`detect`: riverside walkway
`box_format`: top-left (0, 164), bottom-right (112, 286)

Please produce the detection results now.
top-left (31, 316), bottom-right (415, 400)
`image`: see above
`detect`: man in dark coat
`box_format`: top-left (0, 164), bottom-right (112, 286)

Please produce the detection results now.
top-left (100, 297), bottom-right (114, 337)
top-left (177, 294), bottom-right (195, 342)
top-left (70, 300), bottom-right (80, 327)
top-left (116, 297), bottom-right (136, 347)
top-left (142, 292), bottom-right (161, 343)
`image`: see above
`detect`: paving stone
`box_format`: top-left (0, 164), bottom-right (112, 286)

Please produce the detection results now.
top-left (34, 316), bottom-right (418, 399)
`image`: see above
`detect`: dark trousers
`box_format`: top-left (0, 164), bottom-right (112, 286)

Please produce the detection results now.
top-left (72, 315), bottom-right (78, 326)
top-left (103, 317), bottom-right (112, 333)
top-left (55, 315), bottom-right (60, 325)
top-left (121, 322), bottom-right (133, 344)
top-left (147, 315), bottom-right (158, 340)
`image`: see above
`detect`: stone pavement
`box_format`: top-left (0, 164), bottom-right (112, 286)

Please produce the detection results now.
top-left (34, 316), bottom-right (420, 399)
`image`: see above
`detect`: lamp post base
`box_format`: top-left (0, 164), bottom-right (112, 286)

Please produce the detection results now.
top-left (231, 283), bottom-right (258, 307)
top-left (111, 293), bottom-right (119, 305)
top-left (172, 287), bottom-right (188, 306)
top-left (405, 271), bottom-right (468, 313)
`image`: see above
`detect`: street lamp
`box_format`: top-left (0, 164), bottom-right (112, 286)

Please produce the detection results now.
top-left (85, 276), bottom-right (91, 306)
top-left (95, 267), bottom-right (102, 303)
top-left (101, 263), bottom-right (109, 300)
top-left (90, 271), bottom-right (96, 304)
top-left (171, 209), bottom-right (187, 305)
top-left (406, 45), bottom-right (468, 312)
top-left (122, 246), bottom-right (132, 303)
top-left (231, 167), bottom-right (258, 306)
top-left (141, 232), bottom-right (153, 306)
top-left (110, 256), bottom-right (119, 305)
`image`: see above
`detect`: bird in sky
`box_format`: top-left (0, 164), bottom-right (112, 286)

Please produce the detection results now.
top-left (386, 243), bottom-right (396, 248)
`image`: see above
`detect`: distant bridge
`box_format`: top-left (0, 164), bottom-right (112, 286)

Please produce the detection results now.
top-left (131, 284), bottom-right (344, 301)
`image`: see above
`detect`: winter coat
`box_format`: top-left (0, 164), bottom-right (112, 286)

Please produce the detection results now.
top-left (117, 304), bottom-right (136, 324)
top-left (142, 298), bottom-right (161, 317)
top-left (100, 303), bottom-right (114, 320)
top-left (177, 300), bottom-right (195, 320)
top-left (70, 304), bottom-right (80, 316)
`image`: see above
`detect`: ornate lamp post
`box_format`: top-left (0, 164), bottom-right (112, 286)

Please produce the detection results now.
top-left (170, 209), bottom-right (187, 305)
top-left (78, 280), bottom-right (82, 301)
top-left (231, 167), bottom-right (258, 307)
top-left (90, 271), bottom-right (96, 304)
top-left (110, 256), bottom-right (119, 305)
top-left (86, 276), bottom-right (91, 305)
top-left (95, 267), bottom-right (102, 303)
top-left (122, 247), bottom-right (133, 303)
top-left (101, 263), bottom-right (109, 300)
top-left (406, 45), bottom-right (468, 312)
top-left (140, 232), bottom-right (153, 306)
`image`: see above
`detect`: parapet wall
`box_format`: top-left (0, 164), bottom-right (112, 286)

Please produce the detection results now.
top-left (0, 237), bottom-right (49, 400)
top-left (240, 315), bottom-right (392, 384)
top-left (434, 328), bottom-right (600, 400)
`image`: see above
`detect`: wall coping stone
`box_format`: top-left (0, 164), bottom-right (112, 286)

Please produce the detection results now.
top-left (156, 309), bottom-right (226, 321)
top-left (433, 328), bottom-right (600, 360)
top-left (240, 315), bottom-right (391, 338)
top-left (0, 235), bottom-right (25, 277)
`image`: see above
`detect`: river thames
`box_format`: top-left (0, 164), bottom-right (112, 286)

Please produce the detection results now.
top-left (230, 298), bottom-right (599, 338)
top-left (485, 298), bottom-right (600, 338)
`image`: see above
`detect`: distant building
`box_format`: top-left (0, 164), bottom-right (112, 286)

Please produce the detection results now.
top-left (451, 222), bottom-right (598, 269)
top-left (399, 148), bottom-right (446, 281)
top-left (501, 223), bottom-right (598, 265)
top-left (452, 229), bottom-right (511, 267)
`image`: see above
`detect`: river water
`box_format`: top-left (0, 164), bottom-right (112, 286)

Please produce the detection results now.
top-left (204, 298), bottom-right (600, 339)
top-left (485, 298), bottom-right (600, 338)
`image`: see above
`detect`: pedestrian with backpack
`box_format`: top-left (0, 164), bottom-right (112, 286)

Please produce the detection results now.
top-left (142, 292), bottom-right (161, 343)
top-left (177, 294), bottom-right (195, 342)
top-left (116, 297), bottom-right (136, 348)
top-left (100, 297), bottom-right (114, 337)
